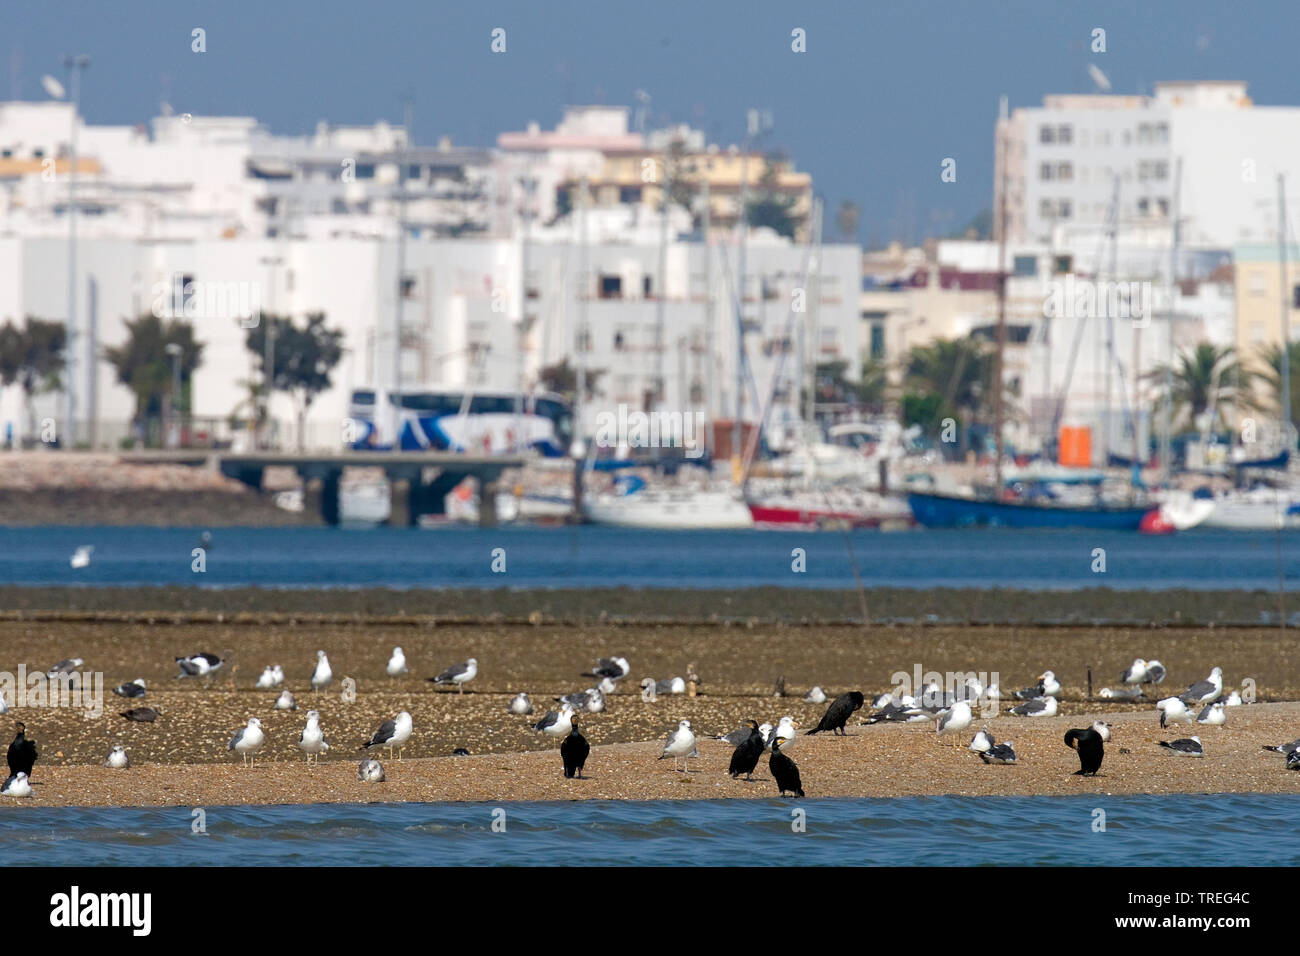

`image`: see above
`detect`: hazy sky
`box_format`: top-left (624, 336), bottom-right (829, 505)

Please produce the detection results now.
top-left (4, 0), bottom-right (1298, 245)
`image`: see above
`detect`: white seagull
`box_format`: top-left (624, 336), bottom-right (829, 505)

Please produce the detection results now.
top-left (969, 726), bottom-right (994, 753)
top-left (804, 686), bottom-right (827, 705)
top-left (112, 678), bottom-right (147, 699)
top-left (1159, 735), bottom-right (1204, 757)
top-left (509, 692), bottom-right (533, 715)
top-left (357, 758), bottom-right (385, 783)
top-left (766, 716), bottom-right (797, 751)
top-left (1, 772), bottom-right (32, 796)
top-left (175, 652), bottom-right (223, 679)
top-left (533, 703), bottom-right (575, 739)
top-left (1197, 702), bottom-right (1227, 726)
top-left (1038, 671), bottom-right (1062, 697)
top-left (659, 719), bottom-right (698, 772)
top-left (1156, 696), bottom-right (1193, 728)
top-left (298, 710), bottom-right (329, 763)
top-left (70, 545), bottom-right (93, 569)
top-left (104, 745), bottom-right (130, 769)
top-left (1179, 667), bottom-right (1223, 705)
top-left (430, 658), bottom-right (477, 693)
top-left (255, 666), bottom-right (281, 689)
top-left (1008, 696), bottom-right (1057, 717)
top-left (228, 717), bottom-right (266, 767)
top-left (274, 689), bottom-right (298, 711)
top-left (386, 647), bottom-right (407, 677)
top-left (310, 651), bottom-right (333, 692)
top-left (362, 710), bottom-right (413, 761)
top-left (937, 700), bottom-right (973, 745)
top-left (1120, 658), bottom-right (1149, 684)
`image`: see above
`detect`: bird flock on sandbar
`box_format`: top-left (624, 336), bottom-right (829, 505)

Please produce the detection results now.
top-left (2, 644), bottom-right (1295, 800)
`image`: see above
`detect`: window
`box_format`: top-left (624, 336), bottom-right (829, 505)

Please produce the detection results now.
top-left (1039, 198), bottom-right (1055, 218)
top-left (1057, 162), bottom-right (1073, 181)
top-left (1057, 124), bottom-right (1073, 144)
top-left (1058, 199), bottom-right (1072, 219)
top-left (355, 163), bottom-right (375, 179)
top-left (599, 275), bottom-right (622, 299)
top-left (1013, 255), bottom-right (1037, 277)
top-left (1137, 197), bottom-right (1150, 216)
top-left (619, 186), bottom-right (642, 204)
top-left (1053, 255), bottom-right (1073, 275)
top-left (1250, 271), bottom-right (1267, 296)
top-left (1040, 162), bottom-right (1055, 181)
top-left (1040, 126), bottom-right (1056, 144)
top-left (643, 275), bottom-right (654, 298)
top-left (870, 322), bottom-right (885, 359)
top-left (400, 274), bottom-right (417, 299)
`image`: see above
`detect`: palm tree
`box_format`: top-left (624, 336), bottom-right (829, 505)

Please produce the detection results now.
top-left (103, 314), bottom-right (203, 443)
top-left (902, 337), bottom-right (996, 429)
top-left (1256, 341), bottom-right (1300, 427)
top-left (0, 317), bottom-right (65, 440)
top-left (1146, 342), bottom-right (1254, 434)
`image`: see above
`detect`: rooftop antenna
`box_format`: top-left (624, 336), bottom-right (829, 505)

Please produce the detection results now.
top-left (1087, 63), bottom-right (1112, 93)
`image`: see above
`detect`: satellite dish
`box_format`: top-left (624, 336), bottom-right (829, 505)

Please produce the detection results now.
top-left (41, 74), bottom-right (66, 100)
top-left (1087, 64), bottom-right (1112, 93)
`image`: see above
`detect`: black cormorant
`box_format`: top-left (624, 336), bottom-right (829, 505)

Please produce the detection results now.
top-left (806, 691), bottom-right (865, 736)
top-left (728, 720), bottom-right (764, 780)
top-left (561, 720), bottom-right (590, 778)
top-left (7, 722), bottom-right (37, 777)
top-left (769, 737), bottom-right (804, 797)
top-left (1064, 727), bottom-right (1104, 775)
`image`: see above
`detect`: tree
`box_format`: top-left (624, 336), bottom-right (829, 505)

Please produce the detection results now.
top-left (803, 358), bottom-right (886, 414)
top-left (744, 158), bottom-right (798, 239)
top-left (1146, 342), bottom-right (1254, 434)
top-left (538, 357), bottom-right (604, 403)
top-left (0, 317), bottom-right (66, 439)
top-left (103, 314), bottom-right (203, 440)
top-left (901, 337), bottom-right (1002, 452)
top-left (1256, 341), bottom-right (1300, 427)
top-left (243, 312), bottom-right (344, 450)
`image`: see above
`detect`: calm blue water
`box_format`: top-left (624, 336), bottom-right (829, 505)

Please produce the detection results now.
top-left (0, 525), bottom-right (1298, 590)
top-left (0, 794), bottom-right (1295, 866)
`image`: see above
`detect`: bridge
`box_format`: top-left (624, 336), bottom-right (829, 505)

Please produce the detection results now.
top-left (117, 450), bottom-right (526, 527)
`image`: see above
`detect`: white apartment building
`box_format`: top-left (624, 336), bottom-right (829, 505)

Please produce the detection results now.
top-left (998, 81), bottom-right (1300, 251)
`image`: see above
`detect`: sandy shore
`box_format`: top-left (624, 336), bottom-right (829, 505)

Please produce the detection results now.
top-left (9, 702), bottom-right (1300, 808)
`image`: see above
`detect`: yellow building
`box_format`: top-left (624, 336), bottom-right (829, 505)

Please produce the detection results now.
top-left (1232, 243), bottom-right (1300, 373)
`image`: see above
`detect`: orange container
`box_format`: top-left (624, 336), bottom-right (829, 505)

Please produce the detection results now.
top-left (1058, 426), bottom-right (1092, 467)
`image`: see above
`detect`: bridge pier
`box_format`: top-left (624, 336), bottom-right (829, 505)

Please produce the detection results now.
top-left (319, 472), bottom-right (341, 526)
top-left (479, 478), bottom-right (498, 528)
top-left (388, 478), bottom-right (412, 527)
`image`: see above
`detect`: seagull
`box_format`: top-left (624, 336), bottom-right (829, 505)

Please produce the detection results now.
top-left (7, 722), bottom-right (37, 777)
top-left (255, 666), bottom-right (282, 689)
top-left (767, 716), bottom-right (797, 751)
top-left (0, 692), bottom-right (7, 715)
top-left (1197, 702), bottom-right (1227, 726)
top-left (660, 719), bottom-right (698, 772)
top-left (757, 722), bottom-right (774, 744)
top-left (362, 711), bottom-right (413, 761)
top-left (1012, 677), bottom-right (1047, 701)
top-left (936, 700), bottom-right (973, 745)
top-left (357, 759), bottom-right (385, 783)
top-left (509, 692), bottom-right (533, 715)
top-left (1288, 751), bottom-right (1300, 772)
top-left (1120, 658), bottom-right (1149, 684)
top-left (1098, 685), bottom-right (1143, 700)
top-left (1156, 696), bottom-right (1193, 728)
top-left (533, 703), bottom-right (575, 740)
top-left (175, 652), bottom-right (223, 679)
top-left (969, 727), bottom-right (994, 754)
top-left (1159, 735), bottom-right (1204, 757)
top-left (298, 710), bottom-right (329, 763)
top-left (1179, 667), bottom-right (1223, 705)
top-left (804, 686), bottom-right (827, 705)
top-left (1038, 671), bottom-right (1061, 697)
top-left (111, 678), bottom-right (147, 699)
top-left (1143, 660), bottom-right (1167, 685)
top-left (47, 658), bottom-right (84, 680)
top-left (310, 651), bottom-right (333, 692)
top-left (119, 707), bottom-right (159, 722)
top-left (274, 689), bottom-right (298, 711)
top-left (1262, 738), bottom-right (1300, 757)
top-left (228, 717), bottom-right (265, 767)
top-left (586, 657), bottom-right (630, 682)
top-left (641, 676), bottom-right (686, 696)
top-left (69, 545), bottom-right (93, 569)
top-left (1217, 690), bottom-right (1244, 707)
top-left (386, 647), bottom-right (407, 677)
top-left (1, 772), bottom-right (32, 797)
top-left (1092, 719), bottom-right (1112, 742)
top-left (429, 658), bottom-right (477, 693)
top-left (806, 691), bottom-right (865, 735)
top-left (871, 692), bottom-right (894, 709)
top-left (556, 688), bottom-right (605, 713)
top-left (980, 741), bottom-right (1017, 764)
top-left (1008, 696), bottom-right (1057, 717)
top-left (104, 745), bottom-right (130, 769)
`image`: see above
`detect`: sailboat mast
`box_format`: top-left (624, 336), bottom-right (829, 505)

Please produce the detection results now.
top-left (1160, 158), bottom-right (1181, 485)
top-left (993, 134), bottom-right (1008, 491)
top-left (1279, 173), bottom-right (1292, 434)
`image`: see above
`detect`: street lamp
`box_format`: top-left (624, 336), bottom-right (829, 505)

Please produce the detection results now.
top-left (165, 343), bottom-right (183, 449)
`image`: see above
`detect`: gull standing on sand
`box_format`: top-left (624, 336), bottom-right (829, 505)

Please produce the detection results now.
top-left (298, 710), bottom-right (329, 763)
top-left (274, 689), bottom-right (298, 711)
top-left (429, 658), bottom-right (477, 693)
top-left (228, 717), bottom-right (265, 767)
top-left (362, 711), bottom-right (413, 761)
top-left (1156, 696), bottom-right (1193, 728)
top-left (533, 703), bottom-right (575, 740)
top-left (936, 700), bottom-right (973, 746)
top-left (104, 745), bottom-right (130, 769)
top-left (255, 666), bottom-right (283, 689)
top-left (357, 759), bottom-right (385, 783)
top-left (1179, 667), bottom-right (1223, 705)
top-left (310, 651), bottom-right (333, 692)
top-left (386, 647), bottom-right (407, 677)
top-left (969, 727), bottom-right (994, 754)
top-left (509, 692), bottom-right (533, 715)
top-left (659, 719), bottom-right (698, 772)
top-left (112, 678), bottom-right (147, 699)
